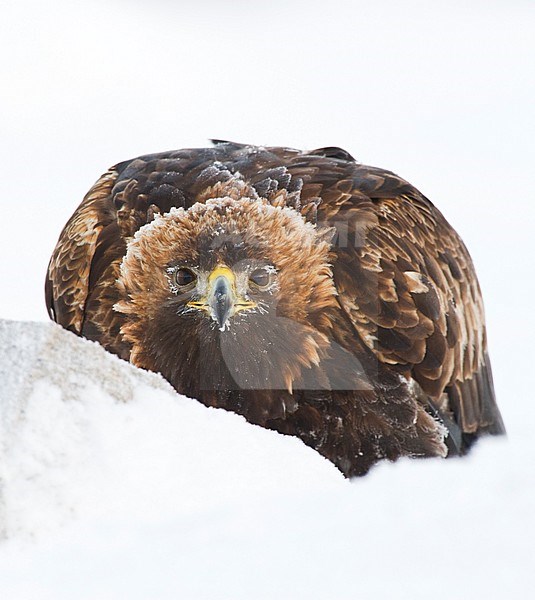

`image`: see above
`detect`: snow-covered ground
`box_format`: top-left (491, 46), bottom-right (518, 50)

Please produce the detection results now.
top-left (1, 319), bottom-right (533, 599)
top-left (1, 0), bottom-right (534, 598)
top-left (0, 319), bottom-right (344, 542)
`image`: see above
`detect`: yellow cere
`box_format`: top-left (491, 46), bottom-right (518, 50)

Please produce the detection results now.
top-left (207, 265), bottom-right (237, 288)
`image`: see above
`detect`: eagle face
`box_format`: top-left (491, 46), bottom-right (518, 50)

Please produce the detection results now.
top-left (115, 196), bottom-right (339, 393)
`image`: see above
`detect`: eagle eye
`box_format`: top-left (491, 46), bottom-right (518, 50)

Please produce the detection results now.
top-left (249, 268), bottom-right (272, 290)
top-left (175, 267), bottom-right (196, 288)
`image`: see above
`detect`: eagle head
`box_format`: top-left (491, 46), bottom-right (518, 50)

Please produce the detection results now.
top-left (115, 197), bottom-right (342, 395)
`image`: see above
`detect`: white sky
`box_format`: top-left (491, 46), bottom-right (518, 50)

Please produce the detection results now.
top-left (0, 0), bottom-right (534, 461)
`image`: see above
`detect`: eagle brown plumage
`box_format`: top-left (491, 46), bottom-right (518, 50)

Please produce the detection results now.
top-left (45, 141), bottom-right (505, 476)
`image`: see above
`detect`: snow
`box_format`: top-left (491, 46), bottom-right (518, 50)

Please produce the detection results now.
top-left (1, 0), bottom-right (535, 597)
top-left (0, 320), bottom-right (343, 539)
top-left (1, 320), bottom-right (534, 599)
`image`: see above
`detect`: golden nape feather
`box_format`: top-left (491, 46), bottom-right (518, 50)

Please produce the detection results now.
top-left (45, 141), bottom-right (505, 477)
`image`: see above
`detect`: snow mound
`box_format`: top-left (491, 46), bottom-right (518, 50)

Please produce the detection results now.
top-left (0, 320), bottom-right (343, 541)
top-left (0, 319), bottom-right (533, 599)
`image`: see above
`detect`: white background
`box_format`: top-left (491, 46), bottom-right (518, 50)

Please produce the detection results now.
top-left (1, 0), bottom-right (534, 596)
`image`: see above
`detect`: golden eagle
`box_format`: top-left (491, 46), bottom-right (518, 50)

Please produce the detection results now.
top-left (45, 141), bottom-right (505, 476)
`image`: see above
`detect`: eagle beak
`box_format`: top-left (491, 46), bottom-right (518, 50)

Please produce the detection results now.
top-left (210, 274), bottom-right (234, 330)
top-left (187, 265), bottom-right (257, 331)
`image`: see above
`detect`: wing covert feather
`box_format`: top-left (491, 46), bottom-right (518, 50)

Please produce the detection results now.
top-left (45, 169), bottom-right (118, 333)
top-left (312, 168), bottom-right (503, 438)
